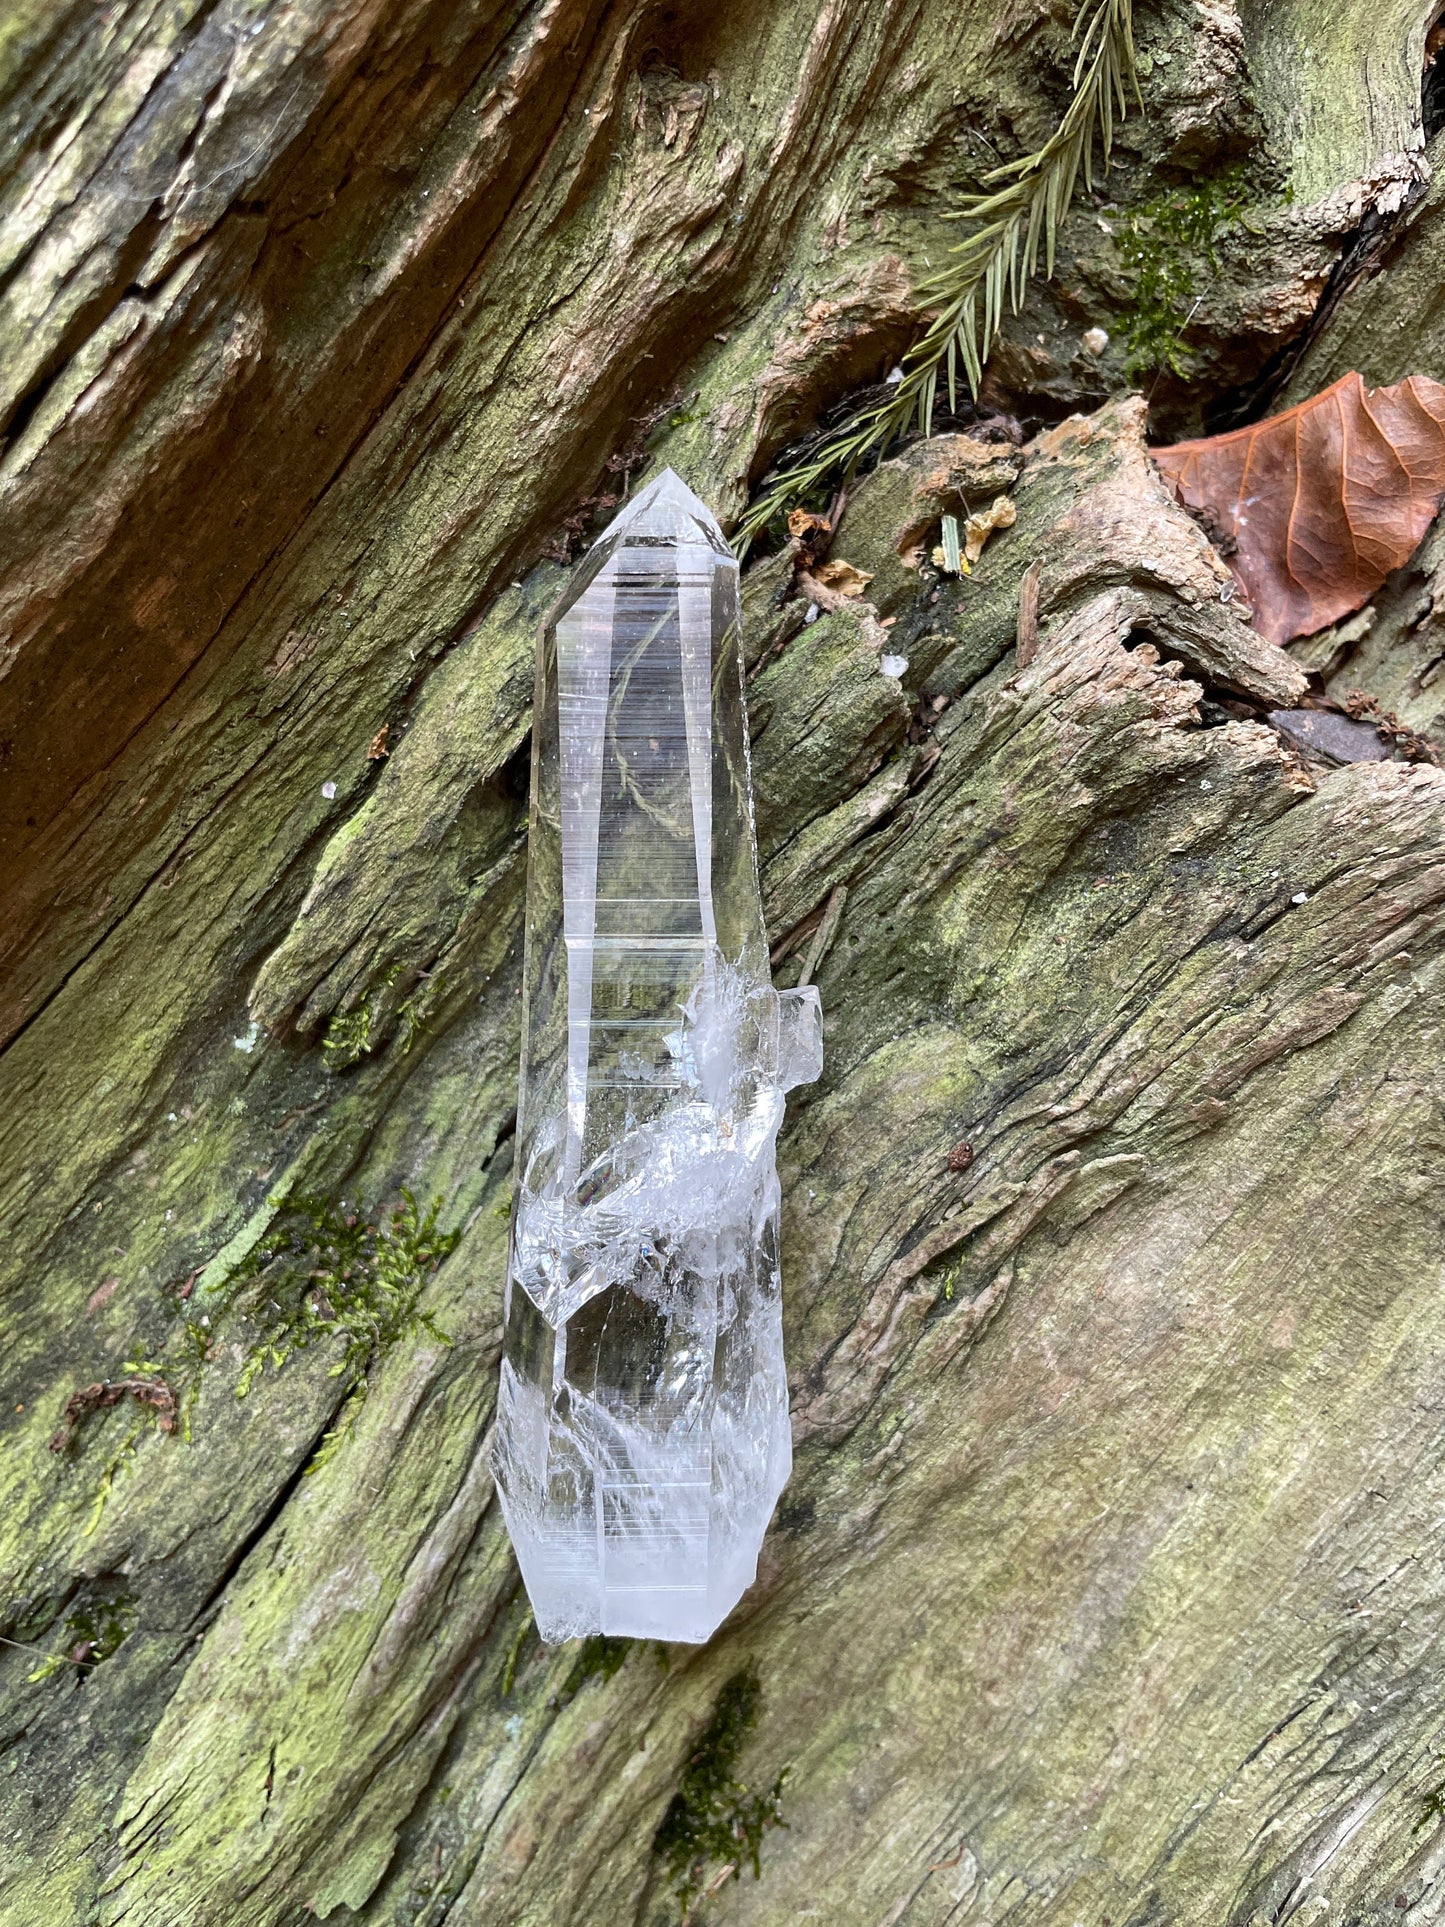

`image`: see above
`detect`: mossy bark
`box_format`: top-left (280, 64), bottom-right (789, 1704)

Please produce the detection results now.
top-left (3, 3), bottom-right (1445, 1923)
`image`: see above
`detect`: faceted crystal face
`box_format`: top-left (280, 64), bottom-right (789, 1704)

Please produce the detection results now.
top-left (494, 470), bottom-right (821, 1644)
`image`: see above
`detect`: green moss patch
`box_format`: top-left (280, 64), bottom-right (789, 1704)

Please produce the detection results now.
top-left (228, 1189), bottom-right (457, 1409)
top-left (27, 1588), bottom-right (134, 1684)
top-left (653, 1665), bottom-right (788, 1917)
top-left (1116, 166), bottom-right (1256, 379)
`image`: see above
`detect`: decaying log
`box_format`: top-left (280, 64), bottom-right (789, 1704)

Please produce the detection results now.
top-left (4, 0), bottom-right (1445, 1922)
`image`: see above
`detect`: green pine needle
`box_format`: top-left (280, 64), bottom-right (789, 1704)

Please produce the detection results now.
top-left (733, 0), bottom-right (1138, 554)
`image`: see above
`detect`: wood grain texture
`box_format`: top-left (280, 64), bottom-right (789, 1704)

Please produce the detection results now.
top-left (2, 1), bottom-right (1444, 1923)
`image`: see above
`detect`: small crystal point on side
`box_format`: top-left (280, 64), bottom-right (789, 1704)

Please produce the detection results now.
top-left (494, 479), bottom-right (818, 1645)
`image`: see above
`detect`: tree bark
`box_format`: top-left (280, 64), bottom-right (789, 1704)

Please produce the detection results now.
top-left (3, 1), bottom-right (1445, 1922)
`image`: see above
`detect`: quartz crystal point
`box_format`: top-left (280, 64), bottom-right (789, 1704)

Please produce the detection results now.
top-left (494, 469), bottom-right (822, 1644)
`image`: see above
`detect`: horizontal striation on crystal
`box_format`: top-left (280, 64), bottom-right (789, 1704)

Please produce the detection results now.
top-left (494, 470), bottom-right (821, 1644)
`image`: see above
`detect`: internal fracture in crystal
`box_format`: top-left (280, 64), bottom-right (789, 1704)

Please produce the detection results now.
top-left (494, 470), bottom-right (821, 1644)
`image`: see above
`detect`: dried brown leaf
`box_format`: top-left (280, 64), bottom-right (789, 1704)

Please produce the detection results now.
top-left (812, 558), bottom-right (874, 597)
top-left (1153, 372), bottom-right (1445, 645)
top-left (787, 508), bottom-right (829, 539)
top-left (787, 509), bottom-right (833, 568)
top-left (963, 493), bottom-right (1017, 564)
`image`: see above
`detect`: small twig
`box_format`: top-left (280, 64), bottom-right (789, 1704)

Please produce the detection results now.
top-left (796, 883), bottom-right (848, 988)
top-left (928, 1843), bottom-right (969, 1872)
top-left (769, 900), bottom-right (822, 968)
top-left (0, 1632), bottom-right (97, 1670)
top-left (680, 1861), bottom-right (739, 1925)
top-left (1016, 560), bottom-right (1043, 666)
top-left (49, 1376), bottom-right (178, 1453)
top-left (794, 572), bottom-right (852, 618)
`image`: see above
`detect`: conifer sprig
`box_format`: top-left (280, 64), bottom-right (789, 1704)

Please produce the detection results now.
top-left (733, 0), bottom-right (1138, 552)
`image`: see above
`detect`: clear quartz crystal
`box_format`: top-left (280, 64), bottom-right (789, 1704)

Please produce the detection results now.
top-left (494, 469), bottom-right (821, 1645)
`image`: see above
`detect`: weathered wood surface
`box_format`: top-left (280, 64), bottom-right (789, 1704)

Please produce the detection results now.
top-left (4, 1), bottom-right (1445, 1922)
